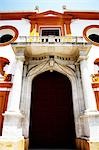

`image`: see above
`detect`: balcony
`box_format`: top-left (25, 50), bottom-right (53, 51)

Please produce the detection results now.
top-left (12, 36), bottom-right (91, 60)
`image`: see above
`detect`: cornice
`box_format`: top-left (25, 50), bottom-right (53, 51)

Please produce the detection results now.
top-left (0, 12), bottom-right (37, 20)
top-left (0, 10), bottom-right (99, 20)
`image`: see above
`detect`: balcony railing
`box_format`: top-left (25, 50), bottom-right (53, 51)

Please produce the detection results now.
top-left (14, 36), bottom-right (90, 44)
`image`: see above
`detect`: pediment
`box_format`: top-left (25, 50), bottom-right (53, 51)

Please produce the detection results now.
top-left (37, 10), bottom-right (63, 18)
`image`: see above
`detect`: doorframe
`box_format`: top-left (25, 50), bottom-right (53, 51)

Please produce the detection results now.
top-left (21, 60), bottom-right (83, 139)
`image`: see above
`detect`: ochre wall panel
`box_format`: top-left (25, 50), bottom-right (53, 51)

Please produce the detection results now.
top-left (94, 91), bottom-right (99, 110)
top-left (92, 83), bottom-right (99, 111)
top-left (0, 82), bottom-right (12, 135)
top-left (0, 91), bottom-right (9, 135)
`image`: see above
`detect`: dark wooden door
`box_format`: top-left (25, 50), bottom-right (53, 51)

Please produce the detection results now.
top-left (29, 71), bottom-right (76, 149)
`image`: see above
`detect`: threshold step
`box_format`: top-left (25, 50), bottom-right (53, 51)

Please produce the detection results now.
top-left (29, 149), bottom-right (77, 150)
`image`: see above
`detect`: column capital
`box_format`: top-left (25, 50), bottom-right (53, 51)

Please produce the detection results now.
top-left (15, 49), bottom-right (25, 62)
top-left (79, 55), bottom-right (97, 111)
top-left (16, 55), bottom-right (25, 62)
top-left (77, 56), bottom-right (88, 62)
top-left (77, 50), bottom-right (88, 62)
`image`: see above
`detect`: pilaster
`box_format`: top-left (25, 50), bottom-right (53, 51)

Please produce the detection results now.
top-left (78, 50), bottom-right (99, 145)
top-left (78, 51), bottom-right (97, 112)
top-left (0, 49), bottom-right (25, 150)
top-left (7, 51), bottom-right (25, 112)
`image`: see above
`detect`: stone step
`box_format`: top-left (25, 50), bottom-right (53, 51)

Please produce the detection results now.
top-left (29, 149), bottom-right (77, 150)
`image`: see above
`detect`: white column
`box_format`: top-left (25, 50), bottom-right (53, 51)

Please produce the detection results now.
top-left (80, 58), bottom-right (97, 112)
top-left (2, 50), bottom-right (25, 138)
top-left (7, 53), bottom-right (25, 112)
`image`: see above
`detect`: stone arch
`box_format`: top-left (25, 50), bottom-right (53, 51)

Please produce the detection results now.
top-left (21, 61), bottom-right (81, 138)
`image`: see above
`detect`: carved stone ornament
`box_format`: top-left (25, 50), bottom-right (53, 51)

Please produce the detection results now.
top-left (0, 57), bottom-right (12, 81)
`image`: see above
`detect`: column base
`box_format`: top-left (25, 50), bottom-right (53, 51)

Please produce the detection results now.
top-left (2, 111), bottom-right (23, 138)
top-left (75, 138), bottom-right (90, 150)
top-left (24, 138), bottom-right (29, 150)
top-left (80, 111), bottom-right (99, 141)
top-left (84, 109), bottom-right (99, 114)
top-left (0, 136), bottom-right (24, 150)
top-left (85, 110), bottom-right (99, 142)
top-left (75, 138), bottom-right (99, 150)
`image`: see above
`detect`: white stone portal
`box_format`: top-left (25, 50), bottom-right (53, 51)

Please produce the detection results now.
top-left (20, 57), bottom-right (84, 138)
top-left (2, 50), bottom-right (99, 144)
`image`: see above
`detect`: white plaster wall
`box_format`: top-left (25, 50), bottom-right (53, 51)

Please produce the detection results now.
top-left (71, 20), bottom-right (99, 36)
top-left (71, 20), bottom-right (99, 75)
top-left (0, 19), bottom-right (31, 74)
top-left (0, 45), bottom-right (16, 75)
top-left (0, 19), bottom-right (98, 75)
top-left (0, 19), bottom-right (31, 37)
top-left (87, 46), bottom-right (99, 75)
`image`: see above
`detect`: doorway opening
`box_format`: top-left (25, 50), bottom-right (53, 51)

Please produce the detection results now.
top-left (29, 71), bottom-right (76, 149)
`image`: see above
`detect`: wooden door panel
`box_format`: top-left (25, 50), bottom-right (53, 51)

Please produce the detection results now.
top-left (29, 71), bottom-right (76, 149)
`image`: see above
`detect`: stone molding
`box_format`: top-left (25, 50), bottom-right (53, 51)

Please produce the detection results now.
top-left (20, 58), bottom-right (84, 138)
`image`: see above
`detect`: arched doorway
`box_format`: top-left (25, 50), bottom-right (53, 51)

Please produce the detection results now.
top-left (29, 71), bottom-right (76, 149)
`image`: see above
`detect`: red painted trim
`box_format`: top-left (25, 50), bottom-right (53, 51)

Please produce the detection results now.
top-left (0, 82), bottom-right (13, 88)
top-left (0, 11), bottom-right (99, 20)
top-left (37, 10), bottom-right (63, 18)
top-left (94, 58), bottom-right (99, 65)
top-left (92, 83), bottom-right (99, 88)
top-left (0, 57), bottom-right (10, 76)
top-left (0, 25), bottom-right (18, 46)
top-left (0, 91), bottom-right (11, 135)
top-left (83, 25), bottom-right (99, 46)
top-left (0, 57), bottom-right (9, 64)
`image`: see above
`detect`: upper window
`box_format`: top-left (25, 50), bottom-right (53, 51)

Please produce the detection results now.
top-left (40, 28), bottom-right (61, 36)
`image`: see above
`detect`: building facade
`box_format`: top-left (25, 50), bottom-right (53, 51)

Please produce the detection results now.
top-left (0, 10), bottom-right (99, 150)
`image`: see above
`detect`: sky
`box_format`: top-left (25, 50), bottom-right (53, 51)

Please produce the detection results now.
top-left (0, 0), bottom-right (99, 12)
